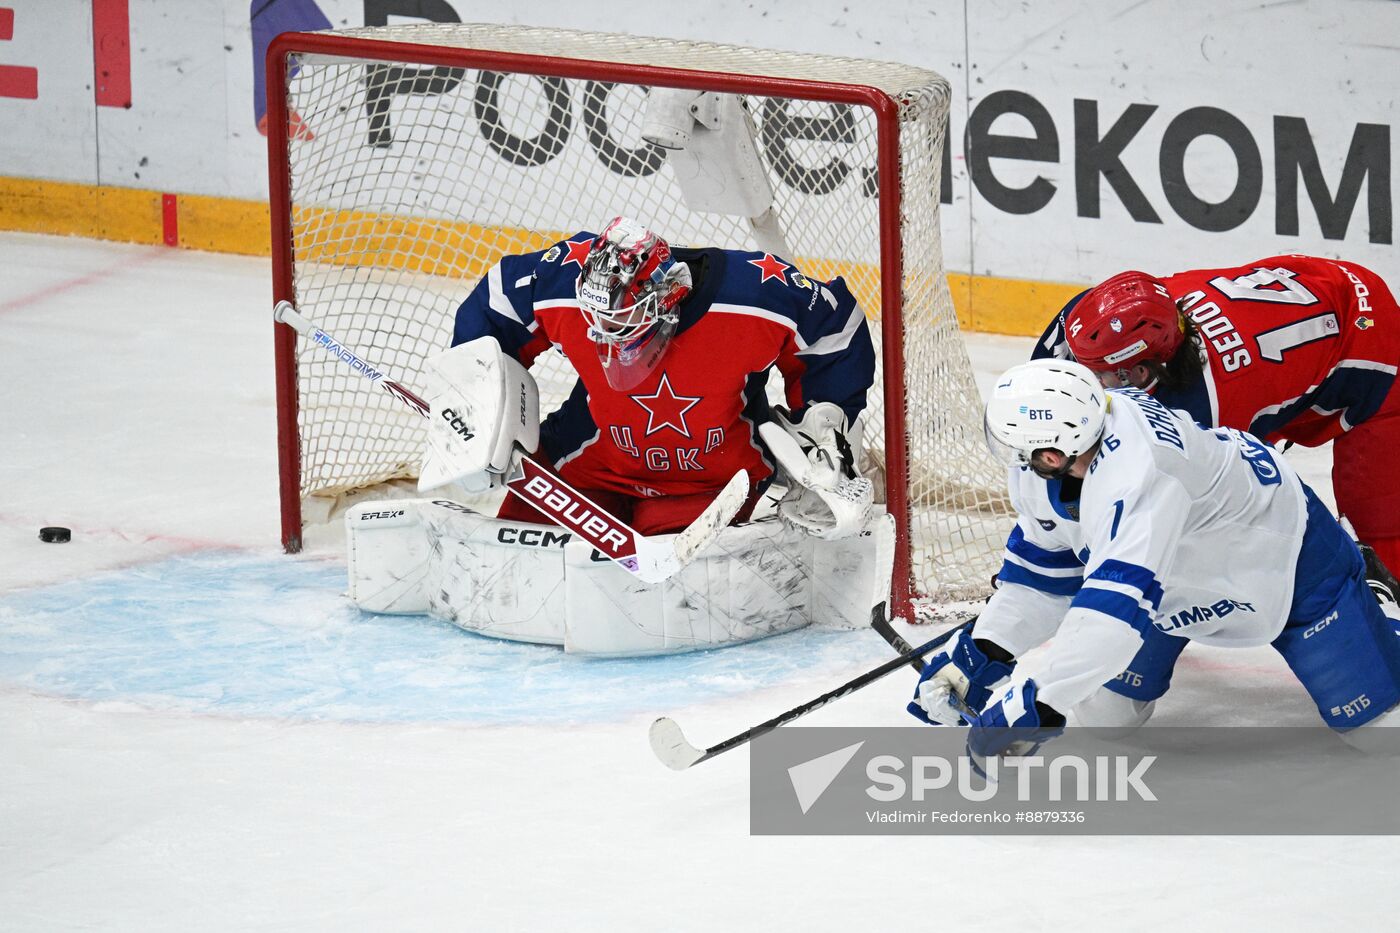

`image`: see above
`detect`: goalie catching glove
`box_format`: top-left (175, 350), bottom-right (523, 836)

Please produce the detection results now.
top-left (758, 402), bottom-right (873, 540)
top-left (418, 337), bottom-right (541, 493)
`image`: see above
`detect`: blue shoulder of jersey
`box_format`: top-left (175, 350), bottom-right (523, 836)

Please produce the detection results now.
top-left (1152, 377), bottom-right (1213, 428)
top-left (526, 231), bottom-right (599, 303)
top-left (711, 249), bottom-right (863, 347)
top-left (451, 231), bottom-right (594, 350)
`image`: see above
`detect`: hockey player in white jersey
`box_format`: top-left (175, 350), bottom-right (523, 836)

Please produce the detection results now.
top-left (908, 358), bottom-right (1400, 759)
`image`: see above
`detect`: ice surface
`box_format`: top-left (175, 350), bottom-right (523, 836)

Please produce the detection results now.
top-left (0, 232), bottom-right (1392, 931)
top-left (0, 551), bottom-right (900, 724)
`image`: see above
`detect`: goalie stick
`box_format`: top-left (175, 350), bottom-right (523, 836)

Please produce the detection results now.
top-left (273, 300), bottom-right (749, 584)
top-left (649, 615), bottom-right (974, 770)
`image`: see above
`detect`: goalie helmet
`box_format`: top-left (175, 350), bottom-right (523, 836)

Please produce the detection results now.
top-left (983, 359), bottom-right (1109, 469)
top-left (1065, 271), bottom-right (1185, 373)
top-left (576, 216), bottom-right (693, 389)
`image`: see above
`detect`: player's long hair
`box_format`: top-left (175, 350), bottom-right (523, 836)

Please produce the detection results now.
top-left (1145, 312), bottom-right (1205, 392)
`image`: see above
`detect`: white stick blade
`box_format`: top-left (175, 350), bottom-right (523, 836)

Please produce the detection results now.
top-left (670, 469), bottom-right (749, 566)
top-left (649, 717), bottom-right (705, 771)
top-left (631, 469), bottom-right (749, 585)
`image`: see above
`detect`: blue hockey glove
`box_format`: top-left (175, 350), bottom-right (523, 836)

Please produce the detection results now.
top-left (964, 679), bottom-right (1067, 770)
top-left (907, 630), bottom-right (1015, 726)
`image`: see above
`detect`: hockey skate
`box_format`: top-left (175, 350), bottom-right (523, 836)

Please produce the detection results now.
top-left (1359, 542), bottom-right (1400, 620)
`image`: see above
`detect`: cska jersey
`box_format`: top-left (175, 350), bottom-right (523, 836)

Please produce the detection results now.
top-left (1033, 256), bottom-right (1400, 446)
top-left (975, 388), bottom-right (1308, 713)
top-left (450, 232), bottom-right (876, 499)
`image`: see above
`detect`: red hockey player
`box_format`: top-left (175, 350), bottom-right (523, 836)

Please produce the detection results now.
top-left (1033, 254), bottom-right (1400, 583)
top-left (422, 216), bottom-right (878, 541)
top-left (378, 217), bottom-right (885, 654)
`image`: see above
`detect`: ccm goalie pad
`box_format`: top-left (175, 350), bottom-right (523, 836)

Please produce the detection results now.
top-left (417, 337), bottom-right (540, 493)
top-left (759, 402), bottom-right (874, 540)
top-left (345, 499), bottom-right (894, 656)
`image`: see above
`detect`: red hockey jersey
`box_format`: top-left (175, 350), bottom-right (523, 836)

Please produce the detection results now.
top-left (451, 233), bottom-right (876, 499)
top-left (1036, 255), bottom-right (1400, 446)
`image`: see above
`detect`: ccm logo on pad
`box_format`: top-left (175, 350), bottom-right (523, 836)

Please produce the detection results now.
top-left (497, 527), bottom-right (571, 548)
top-left (441, 408), bottom-right (475, 441)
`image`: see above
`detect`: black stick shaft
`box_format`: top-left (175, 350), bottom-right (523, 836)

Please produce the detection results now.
top-left (870, 610), bottom-right (931, 672)
top-left (691, 619), bottom-right (971, 765)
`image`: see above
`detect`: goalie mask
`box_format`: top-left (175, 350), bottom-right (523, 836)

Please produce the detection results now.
top-left (576, 216), bottom-right (693, 390)
top-left (983, 359), bottom-right (1108, 477)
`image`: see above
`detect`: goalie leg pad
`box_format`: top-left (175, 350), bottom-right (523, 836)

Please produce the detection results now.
top-left (809, 511), bottom-right (895, 629)
top-left (564, 519), bottom-right (811, 656)
top-left (563, 514), bottom-right (893, 656)
top-left (348, 503), bottom-right (892, 656)
top-left (347, 500), bottom-right (433, 614)
top-left (421, 500), bottom-right (568, 645)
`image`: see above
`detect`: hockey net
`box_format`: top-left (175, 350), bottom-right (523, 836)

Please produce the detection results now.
top-left (268, 23), bottom-right (1009, 620)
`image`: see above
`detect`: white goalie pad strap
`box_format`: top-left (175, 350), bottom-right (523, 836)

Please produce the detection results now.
top-left (418, 337), bottom-right (540, 493)
top-left (420, 500), bottom-right (568, 645)
top-left (563, 513), bottom-right (894, 656)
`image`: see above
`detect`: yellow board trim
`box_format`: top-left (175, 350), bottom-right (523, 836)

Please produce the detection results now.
top-left (0, 175), bottom-right (1084, 337)
top-left (0, 176), bottom-right (165, 245)
top-left (180, 193), bottom-right (272, 257)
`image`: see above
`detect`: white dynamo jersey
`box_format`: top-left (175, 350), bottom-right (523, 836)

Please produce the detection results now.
top-left (977, 388), bottom-right (1308, 713)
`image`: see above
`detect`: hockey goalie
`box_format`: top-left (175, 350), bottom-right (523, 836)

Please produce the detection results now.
top-left (344, 217), bottom-right (895, 656)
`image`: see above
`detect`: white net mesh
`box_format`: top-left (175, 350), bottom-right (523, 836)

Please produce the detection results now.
top-left (274, 23), bottom-right (1009, 608)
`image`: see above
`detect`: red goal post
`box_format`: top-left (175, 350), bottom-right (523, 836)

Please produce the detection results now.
top-left (267, 24), bottom-right (1008, 621)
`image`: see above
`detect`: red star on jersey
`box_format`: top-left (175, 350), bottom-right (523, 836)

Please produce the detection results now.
top-left (631, 372), bottom-right (702, 438)
top-left (562, 237), bottom-right (593, 268)
top-left (748, 253), bottom-right (790, 284)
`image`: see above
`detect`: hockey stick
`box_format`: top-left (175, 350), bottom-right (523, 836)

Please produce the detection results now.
top-left (869, 603), bottom-right (932, 672)
top-left (649, 617), bottom-right (973, 770)
top-left (274, 300), bottom-right (749, 584)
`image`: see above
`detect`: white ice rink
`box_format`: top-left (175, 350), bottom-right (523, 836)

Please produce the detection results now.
top-left (1, 232), bottom-right (1394, 930)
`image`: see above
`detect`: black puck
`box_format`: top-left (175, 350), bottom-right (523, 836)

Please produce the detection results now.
top-left (39, 526), bottom-right (71, 543)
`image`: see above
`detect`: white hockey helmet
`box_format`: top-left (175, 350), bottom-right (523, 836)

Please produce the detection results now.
top-left (983, 358), bottom-right (1109, 468)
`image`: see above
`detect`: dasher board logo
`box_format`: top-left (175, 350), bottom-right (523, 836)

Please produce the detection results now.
top-left (750, 726), bottom-right (1400, 836)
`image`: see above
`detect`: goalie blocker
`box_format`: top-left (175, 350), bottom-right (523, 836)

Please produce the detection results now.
top-left (346, 499), bottom-right (895, 656)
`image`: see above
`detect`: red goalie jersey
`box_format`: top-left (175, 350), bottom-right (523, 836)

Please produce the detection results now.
top-left (451, 230), bottom-right (876, 535)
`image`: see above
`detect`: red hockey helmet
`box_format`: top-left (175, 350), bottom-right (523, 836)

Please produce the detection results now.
top-left (1065, 271), bottom-right (1185, 371)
